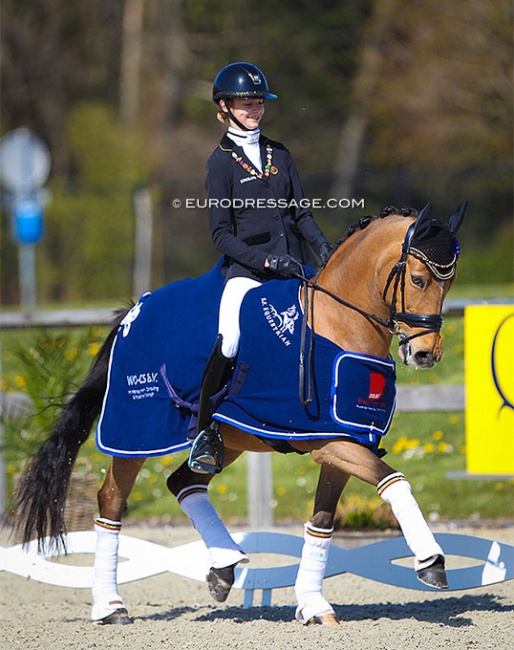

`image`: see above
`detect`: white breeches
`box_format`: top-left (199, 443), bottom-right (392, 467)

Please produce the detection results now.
top-left (218, 276), bottom-right (262, 358)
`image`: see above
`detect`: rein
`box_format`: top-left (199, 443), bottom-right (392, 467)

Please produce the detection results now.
top-left (296, 222), bottom-right (445, 407)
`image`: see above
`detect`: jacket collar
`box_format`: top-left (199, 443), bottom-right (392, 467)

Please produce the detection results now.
top-left (219, 132), bottom-right (269, 152)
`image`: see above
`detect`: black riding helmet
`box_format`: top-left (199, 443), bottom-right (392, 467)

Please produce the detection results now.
top-left (213, 62), bottom-right (277, 130)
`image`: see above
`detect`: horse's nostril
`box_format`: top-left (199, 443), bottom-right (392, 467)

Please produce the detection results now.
top-left (414, 350), bottom-right (433, 366)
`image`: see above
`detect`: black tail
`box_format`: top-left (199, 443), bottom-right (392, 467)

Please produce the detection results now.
top-left (12, 308), bottom-right (129, 552)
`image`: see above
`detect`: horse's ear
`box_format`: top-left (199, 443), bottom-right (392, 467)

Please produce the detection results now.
top-left (410, 202), bottom-right (433, 240)
top-left (447, 199), bottom-right (468, 235)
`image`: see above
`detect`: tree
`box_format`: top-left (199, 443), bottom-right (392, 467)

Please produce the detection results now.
top-left (329, 0), bottom-right (397, 199)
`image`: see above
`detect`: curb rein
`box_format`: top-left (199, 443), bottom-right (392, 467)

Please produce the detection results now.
top-left (297, 223), bottom-right (444, 407)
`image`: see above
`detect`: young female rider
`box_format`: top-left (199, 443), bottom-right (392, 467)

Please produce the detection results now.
top-left (189, 62), bottom-right (333, 474)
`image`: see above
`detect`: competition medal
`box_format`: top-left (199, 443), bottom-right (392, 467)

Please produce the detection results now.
top-left (232, 142), bottom-right (277, 178)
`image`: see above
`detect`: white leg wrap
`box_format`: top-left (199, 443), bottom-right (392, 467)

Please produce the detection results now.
top-left (91, 518), bottom-right (126, 622)
top-left (177, 485), bottom-right (249, 569)
top-left (378, 473), bottom-right (443, 566)
top-left (294, 522), bottom-right (335, 624)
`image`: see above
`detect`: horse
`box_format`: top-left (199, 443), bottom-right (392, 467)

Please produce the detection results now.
top-left (11, 201), bottom-right (467, 626)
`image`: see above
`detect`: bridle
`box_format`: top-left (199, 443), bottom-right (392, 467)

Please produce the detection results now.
top-left (296, 220), bottom-right (451, 406)
top-left (382, 221), bottom-right (445, 341)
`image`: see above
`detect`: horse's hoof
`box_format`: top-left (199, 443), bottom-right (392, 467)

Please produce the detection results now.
top-left (306, 611), bottom-right (340, 626)
top-left (416, 555), bottom-right (449, 589)
top-left (95, 608), bottom-right (132, 625)
top-left (206, 564), bottom-right (236, 602)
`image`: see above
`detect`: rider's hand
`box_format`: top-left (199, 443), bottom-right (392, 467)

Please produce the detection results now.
top-left (265, 255), bottom-right (303, 278)
top-left (318, 241), bottom-right (335, 265)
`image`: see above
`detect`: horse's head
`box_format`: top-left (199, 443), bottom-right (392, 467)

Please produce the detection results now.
top-left (386, 201), bottom-right (467, 368)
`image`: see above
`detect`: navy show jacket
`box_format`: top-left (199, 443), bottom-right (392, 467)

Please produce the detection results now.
top-left (206, 133), bottom-right (329, 280)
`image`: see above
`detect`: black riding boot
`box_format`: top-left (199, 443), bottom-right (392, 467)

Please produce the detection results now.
top-left (188, 335), bottom-right (233, 474)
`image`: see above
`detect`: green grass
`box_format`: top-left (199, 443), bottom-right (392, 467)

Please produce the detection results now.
top-left (1, 284), bottom-right (513, 528)
top-left (448, 282), bottom-right (513, 300)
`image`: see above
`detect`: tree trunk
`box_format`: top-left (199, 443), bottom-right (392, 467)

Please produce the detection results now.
top-left (330, 0), bottom-right (397, 199)
top-left (120, 0), bottom-right (144, 129)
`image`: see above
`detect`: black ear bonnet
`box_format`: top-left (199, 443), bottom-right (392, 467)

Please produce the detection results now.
top-left (406, 201), bottom-right (467, 280)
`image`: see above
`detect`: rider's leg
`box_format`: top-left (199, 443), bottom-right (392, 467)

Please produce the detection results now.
top-left (188, 334), bottom-right (233, 474)
top-left (188, 276), bottom-right (260, 474)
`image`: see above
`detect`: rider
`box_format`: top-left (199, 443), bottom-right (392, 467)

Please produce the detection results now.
top-left (188, 62), bottom-right (333, 474)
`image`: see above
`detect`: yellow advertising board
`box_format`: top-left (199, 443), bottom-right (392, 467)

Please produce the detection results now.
top-left (464, 305), bottom-right (514, 475)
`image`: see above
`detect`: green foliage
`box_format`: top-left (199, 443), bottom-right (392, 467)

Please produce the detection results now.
top-left (38, 103), bottom-right (147, 302)
top-left (334, 494), bottom-right (398, 531)
top-left (1, 2), bottom-right (512, 304)
top-left (456, 222), bottom-right (514, 284)
top-left (1, 328), bottom-right (105, 464)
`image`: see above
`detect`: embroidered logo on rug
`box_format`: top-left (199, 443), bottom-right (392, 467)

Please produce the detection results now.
top-left (125, 371), bottom-right (160, 400)
top-left (120, 292), bottom-right (150, 337)
top-left (368, 373), bottom-right (386, 400)
top-left (261, 297), bottom-right (299, 346)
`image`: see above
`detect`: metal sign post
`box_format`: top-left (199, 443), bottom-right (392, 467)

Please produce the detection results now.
top-left (0, 127), bottom-right (51, 514)
top-left (0, 127), bottom-right (51, 307)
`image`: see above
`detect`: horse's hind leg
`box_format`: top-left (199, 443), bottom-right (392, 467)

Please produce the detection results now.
top-left (91, 456), bottom-right (145, 625)
top-left (294, 464), bottom-right (350, 626)
top-left (167, 452), bottom-right (248, 603)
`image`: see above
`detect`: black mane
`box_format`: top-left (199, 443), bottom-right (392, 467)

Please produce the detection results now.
top-left (335, 205), bottom-right (418, 250)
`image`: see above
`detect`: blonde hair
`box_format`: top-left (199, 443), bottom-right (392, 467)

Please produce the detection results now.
top-left (216, 97), bottom-right (234, 123)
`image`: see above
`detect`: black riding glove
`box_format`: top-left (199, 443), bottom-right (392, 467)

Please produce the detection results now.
top-left (318, 241), bottom-right (335, 265)
top-left (266, 255), bottom-right (303, 278)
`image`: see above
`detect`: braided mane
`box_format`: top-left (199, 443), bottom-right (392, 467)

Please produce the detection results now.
top-left (334, 205), bottom-right (418, 250)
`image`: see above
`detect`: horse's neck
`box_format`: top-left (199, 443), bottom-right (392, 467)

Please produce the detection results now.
top-left (311, 224), bottom-right (401, 358)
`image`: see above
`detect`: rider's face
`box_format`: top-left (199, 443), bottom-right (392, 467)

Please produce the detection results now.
top-left (221, 98), bottom-right (265, 130)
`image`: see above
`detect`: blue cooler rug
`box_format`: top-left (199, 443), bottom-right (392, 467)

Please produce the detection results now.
top-left (97, 263), bottom-right (396, 457)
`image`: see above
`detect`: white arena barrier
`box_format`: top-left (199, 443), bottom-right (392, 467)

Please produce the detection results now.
top-left (1, 531), bottom-right (512, 608)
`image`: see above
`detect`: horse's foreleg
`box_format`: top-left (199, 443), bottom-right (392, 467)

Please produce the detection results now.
top-left (377, 471), bottom-right (447, 587)
top-left (312, 442), bottom-right (447, 589)
top-left (166, 451), bottom-right (249, 603)
top-left (294, 464), bottom-right (350, 626)
top-left (91, 456), bottom-right (145, 625)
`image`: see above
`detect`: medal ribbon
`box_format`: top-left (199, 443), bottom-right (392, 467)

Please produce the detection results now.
top-left (231, 143), bottom-right (276, 179)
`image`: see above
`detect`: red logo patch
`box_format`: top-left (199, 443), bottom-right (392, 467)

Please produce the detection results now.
top-left (369, 373), bottom-right (386, 400)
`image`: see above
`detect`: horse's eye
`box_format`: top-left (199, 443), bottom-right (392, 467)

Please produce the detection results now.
top-left (411, 275), bottom-right (426, 288)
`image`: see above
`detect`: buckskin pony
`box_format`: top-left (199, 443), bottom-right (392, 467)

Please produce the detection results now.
top-left (12, 201), bottom-right (467, 626)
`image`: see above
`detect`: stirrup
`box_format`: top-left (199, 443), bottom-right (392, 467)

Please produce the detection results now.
top-left (188, 423), bottom-right (224, 474)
